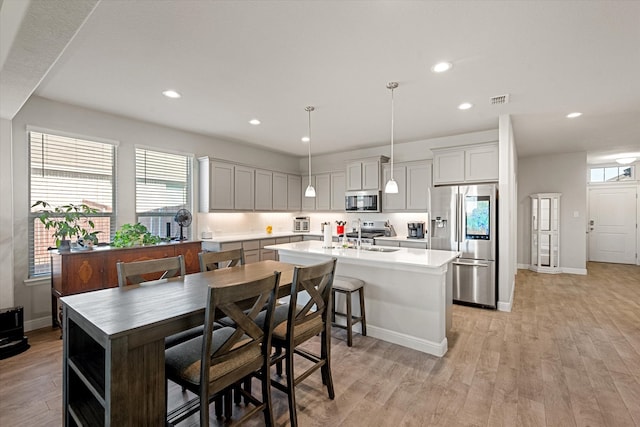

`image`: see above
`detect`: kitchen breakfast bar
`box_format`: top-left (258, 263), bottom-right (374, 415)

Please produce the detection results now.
top-left (266, 241), bottom-right (460, 357)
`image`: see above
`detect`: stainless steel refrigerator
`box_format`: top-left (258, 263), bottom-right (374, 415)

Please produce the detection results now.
top-left (430, 184), bottom-right (498, 308)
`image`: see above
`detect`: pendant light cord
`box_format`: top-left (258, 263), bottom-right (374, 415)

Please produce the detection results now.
top-left (308, 107), bottom-right (312, 182)
top-left (390, 85), bottom-right (394, 180)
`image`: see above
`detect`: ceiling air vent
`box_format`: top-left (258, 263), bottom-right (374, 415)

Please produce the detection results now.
top-left (490, 94), bottom-right (510, 105)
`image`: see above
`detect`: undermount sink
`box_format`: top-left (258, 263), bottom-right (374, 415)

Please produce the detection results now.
top-left (347, 246), bottom-right (399, 253)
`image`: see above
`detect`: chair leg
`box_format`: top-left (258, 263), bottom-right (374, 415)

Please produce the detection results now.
top-left (285, 347), bottom-right (298, 427)
top-left (261, 365), bottom-right (275, 426)
top-left (200, 392), bottom-right (210, 426)
top-left (275, 345), bottom-right (283, 376)
top-left (346, 290), bottom-right (353, 347)
top-left (224, 388), bottom-right (232, 419)
top-left (244, 377), bottom-right (252, 404)
top-left (320, 330), bottom-right (335, 399)
top-left (215, 395), bottom-right (223, 418)
top-left (359, 287), bottom-right (367, 336)
top-left (331, 289), bottom-right (337, 324)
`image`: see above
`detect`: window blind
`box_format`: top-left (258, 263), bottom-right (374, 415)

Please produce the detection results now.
top-left (29, 131), bottom-right (116, 276)
top-left (135, 148), bottom-right (192, 239)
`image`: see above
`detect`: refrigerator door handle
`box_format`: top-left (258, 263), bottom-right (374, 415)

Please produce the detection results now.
top-left (458, 193), bottom-right (464, 243)
top-left (453, 261), bottom-right (490, 268)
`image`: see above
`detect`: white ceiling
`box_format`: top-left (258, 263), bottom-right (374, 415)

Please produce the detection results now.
top-left (2, 1), bottom-right (640, 164)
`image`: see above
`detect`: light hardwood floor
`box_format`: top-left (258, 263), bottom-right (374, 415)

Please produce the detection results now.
top-left (1, 262), bottom-right (639, 426)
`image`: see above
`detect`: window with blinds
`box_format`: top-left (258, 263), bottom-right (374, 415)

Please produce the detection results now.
top-left (29, 131), bottom-right (116, 277)
top-left (135, 148), bottom-right (193, 240)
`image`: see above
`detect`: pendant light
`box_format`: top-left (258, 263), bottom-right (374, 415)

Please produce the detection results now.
top-left (304, 106), bottom-right (316, 197)
top-left (385, 82), bottom-right (399, 194)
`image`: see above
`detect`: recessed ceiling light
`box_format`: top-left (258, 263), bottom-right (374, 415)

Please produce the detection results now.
top-left (162, 90), bottom-right (181, 99)
top-left (566, 112), bottom-right (582, 118)
top-left (431, 62), bottom-right (453, 73)
top-left (616, 157), bottom-right (636, 164)
top-left (458, 102), bottom-right (473, 110)
top-left (249, 119), bottom-right (261, 125)
top-left (301, 136), bottom-right (310, 143)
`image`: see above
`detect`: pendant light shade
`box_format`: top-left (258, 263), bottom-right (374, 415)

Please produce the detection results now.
top-left (385, 82), bottom-right (399, 194)
top-left (304, 106), bottom-right (316, 198)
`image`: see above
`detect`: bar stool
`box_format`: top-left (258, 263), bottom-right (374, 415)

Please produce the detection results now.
top-left (331, 276), bottom-right (366, 347)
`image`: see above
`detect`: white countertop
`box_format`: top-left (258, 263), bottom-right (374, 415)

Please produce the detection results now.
top-left (200, 231), bottom-right (308, 243)
top-left (374, 235), bottom-right (428, 243)
top-left (265, 240), bottom-right (459, 269)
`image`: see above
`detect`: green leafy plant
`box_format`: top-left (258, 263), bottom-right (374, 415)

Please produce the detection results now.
top-left (32, 201), bottom-right (100, 249)
top-left (112, 223), bottom-right (162, 247)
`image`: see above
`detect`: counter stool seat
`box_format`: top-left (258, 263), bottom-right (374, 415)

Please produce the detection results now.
top-left (331, 276), bottom-right (366, 347)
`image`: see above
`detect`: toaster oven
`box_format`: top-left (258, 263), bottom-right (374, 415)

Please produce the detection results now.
top-left (293, 216), bottom-right (310, 232)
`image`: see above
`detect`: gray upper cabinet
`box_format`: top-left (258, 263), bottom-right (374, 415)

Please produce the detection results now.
top-left (200, 157), bottom-right (302, 212)
top-left (234, 165), bottom-right (255, 210)
top-left (346, 157), bottom-right (387, 191)
top-left (382, 164), bottom-right (407, 211)
top-left (381, 160), bottom-right (431, 212)
top-left (301, 175), bottom-right (316, 211)
top-left (432, 143), bottom-right (498, 185)
top-left (255, 169), bottom-right (273, 210)
top-left (287, 175), bottom-right (302, 211)
top-left (199, 158), bottom-right (235, 211)
top-left (406, 162), bottom-right (431, 211)
top-left (272, 172), bottom-right (288, 211)
top-left (315, 173), bottom-right (331, 211)
top-left (330, 171), bottom-right (346, 211)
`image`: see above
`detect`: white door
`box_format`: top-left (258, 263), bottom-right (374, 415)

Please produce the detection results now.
top-left (588, 186), bottom-right (637, 264)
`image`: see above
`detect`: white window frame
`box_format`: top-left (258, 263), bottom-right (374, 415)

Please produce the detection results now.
top-left (28, 127), bottom-right (117, 277)
top-left (134, 146), bottom-right (194, 241)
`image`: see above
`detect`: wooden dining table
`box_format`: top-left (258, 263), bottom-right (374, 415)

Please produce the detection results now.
top-left (60, 260), bottom-right (296, 426)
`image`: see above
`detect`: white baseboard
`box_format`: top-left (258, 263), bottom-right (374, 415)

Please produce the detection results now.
top-left (562, 267), bottom-right (588, 275)
top-left (366, 324), bottom-right (447, 357)
top-left (517, 263), bottom-right (530, 270)
top-left (24, 316), bottom-right (52, 332)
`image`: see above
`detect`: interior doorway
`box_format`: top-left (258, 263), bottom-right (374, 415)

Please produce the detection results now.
top-left (588, 185), bottom-right (637, 264)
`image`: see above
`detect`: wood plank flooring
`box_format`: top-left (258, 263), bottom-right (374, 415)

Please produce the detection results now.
top-left (1, 262), bottom-right (639, 426)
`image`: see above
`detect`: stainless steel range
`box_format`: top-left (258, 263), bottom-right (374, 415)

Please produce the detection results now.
top-left (344, 220), bottom-right (394, 245)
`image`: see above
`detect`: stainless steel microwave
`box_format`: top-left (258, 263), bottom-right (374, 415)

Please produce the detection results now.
top-left (345, 190), bottom-right (381, 212)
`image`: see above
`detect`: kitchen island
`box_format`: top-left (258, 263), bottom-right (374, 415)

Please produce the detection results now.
top-left (265, 240), bottom-right (460, 357)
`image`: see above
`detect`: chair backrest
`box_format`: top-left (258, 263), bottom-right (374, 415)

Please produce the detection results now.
top-left (285, 258), bottom-right (337, 343)
top-left (198, 249), bottom-right (244, 272)
top-left (200, 270), bottom-right (281, 393)
top-left (116, 255), bottom-right (186, 287)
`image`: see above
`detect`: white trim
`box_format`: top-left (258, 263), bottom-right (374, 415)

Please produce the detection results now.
top-left (134, 143), bottom-right (195, 158)
top-left (24, 316), bottom-right (52, 332)
top-left (562, 267), bottom-right (588, 275)
top-left (23, 276), bottom-right (50, 287)
top-left (366, 324), bottom-right (448, 357)
top-left (517, 263), bottom-right (530, 270)
top-left (497, 276), bottom-right (515, 312)
top-left (26, 125), bottom-right (120, 146)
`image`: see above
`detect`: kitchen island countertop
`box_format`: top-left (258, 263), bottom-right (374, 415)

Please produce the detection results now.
top-left (265, 240), bottom-right (458, 271)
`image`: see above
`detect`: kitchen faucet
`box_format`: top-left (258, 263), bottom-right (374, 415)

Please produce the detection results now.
top-left (356, 218), bottom-right (362, 248)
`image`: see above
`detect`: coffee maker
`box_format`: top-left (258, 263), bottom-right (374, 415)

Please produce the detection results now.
top-left (407, 222), bottom-right (425, 239)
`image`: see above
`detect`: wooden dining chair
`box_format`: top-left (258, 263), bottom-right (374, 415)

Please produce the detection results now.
top-left (116, 255), bottom-right (186, 286)
top-left (199, 249), bottom-right (244, 272)
top-left (164, 271), bottom-right (281, 426)
top-left (268, 258), bottom-right (337, 427)
top-left (116, 255), bottom-right (201, 348)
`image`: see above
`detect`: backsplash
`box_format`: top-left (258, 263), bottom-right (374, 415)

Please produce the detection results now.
top-left (196, 211), bottom-right (429, 238)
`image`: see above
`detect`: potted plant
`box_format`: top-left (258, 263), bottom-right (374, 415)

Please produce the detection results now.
top-left (112, 223), bottom-right (162, 247)
top-left (32, 201), bottom-right (100, 251)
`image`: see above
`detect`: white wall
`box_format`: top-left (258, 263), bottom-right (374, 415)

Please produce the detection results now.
top-left (10, 96), bottom-right (301, 326)
top-left (517, 152), bottom-right (587, 273)
top-left (0, 118), bottom-right (15, 309)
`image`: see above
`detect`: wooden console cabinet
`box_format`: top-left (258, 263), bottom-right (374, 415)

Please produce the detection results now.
top-left (51, 241), bottom-right (202, 328)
